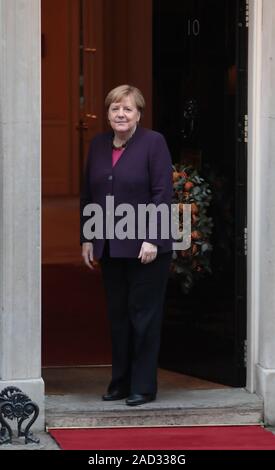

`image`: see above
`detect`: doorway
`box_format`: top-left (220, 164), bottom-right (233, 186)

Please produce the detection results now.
top-left (42, 0), bottom-right (248, 387)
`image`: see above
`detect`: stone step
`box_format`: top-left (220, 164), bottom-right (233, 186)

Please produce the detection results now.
top-left (46, 388), bottom-right (263, 429)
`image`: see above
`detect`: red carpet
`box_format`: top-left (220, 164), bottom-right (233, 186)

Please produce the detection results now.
top-left (49, 426), bottom-right (275, 450)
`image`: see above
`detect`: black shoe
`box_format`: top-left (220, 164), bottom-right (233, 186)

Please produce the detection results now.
top-left (102, 390), bottom-right (129, 401)
top-left (126, 393), bottom-right (156, 406)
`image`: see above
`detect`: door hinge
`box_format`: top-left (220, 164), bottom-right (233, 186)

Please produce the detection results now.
top-left (238, 1), bottom-right (249, 28)
top-left (243, 339), bottom-right (247, 366)
top-left (244, 114), bottom-right (248, 143)
top-left (245, 0), bottom-right (249, 28)
top-left (238, 115), bottom-right (248, 143)
top-left (244, 226), bottom-right (248, 256)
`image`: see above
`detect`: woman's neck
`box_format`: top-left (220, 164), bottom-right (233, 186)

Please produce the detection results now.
top-left (113, 126), bottom-right (137, 147)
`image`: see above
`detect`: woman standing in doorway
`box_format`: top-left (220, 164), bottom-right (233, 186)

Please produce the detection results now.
top-left (80, 85), bottom-right (173, 406)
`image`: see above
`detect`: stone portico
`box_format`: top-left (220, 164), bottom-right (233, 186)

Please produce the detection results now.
top-left (0, 0), bottom-right (43, 430)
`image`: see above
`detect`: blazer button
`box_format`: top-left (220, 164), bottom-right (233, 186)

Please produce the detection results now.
top-left (108, 175), bottom-right (113, 181)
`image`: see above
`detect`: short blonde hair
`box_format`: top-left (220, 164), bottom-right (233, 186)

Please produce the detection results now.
top-left (105, 84), bottom-right (145, 112)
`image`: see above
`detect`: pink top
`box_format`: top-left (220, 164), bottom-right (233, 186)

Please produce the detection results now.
top-left (112, 148), bottom-right (125, 167)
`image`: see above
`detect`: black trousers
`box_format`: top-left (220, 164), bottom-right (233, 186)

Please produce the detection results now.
top-left (100, 241), bottom-right (172, 395)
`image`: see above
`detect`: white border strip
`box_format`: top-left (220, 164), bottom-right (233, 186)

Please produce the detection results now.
top-left (246, 0), bottom-right (262, 392)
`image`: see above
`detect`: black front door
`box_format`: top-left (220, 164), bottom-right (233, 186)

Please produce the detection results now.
top-left (154, 0), bottom-right (248, 386)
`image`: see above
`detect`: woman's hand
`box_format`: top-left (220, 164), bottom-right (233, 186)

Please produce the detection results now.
top-left (138, 242), bottom-right (158, 264)
top-left (82, 242), bottom-right (95, 270)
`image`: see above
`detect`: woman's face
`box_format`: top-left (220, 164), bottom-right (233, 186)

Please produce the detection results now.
top-left (108, 95), bottom-right (141, 135)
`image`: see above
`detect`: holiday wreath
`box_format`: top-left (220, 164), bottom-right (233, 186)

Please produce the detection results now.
top-left (171, 164), bottom-right (213, 293)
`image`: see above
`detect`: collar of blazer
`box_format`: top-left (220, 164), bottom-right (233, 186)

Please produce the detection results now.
top-left (109, 125), bottom-right (144, 149)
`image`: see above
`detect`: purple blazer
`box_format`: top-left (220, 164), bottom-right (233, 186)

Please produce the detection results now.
top-left (80, 126), bottom-right (173, 259)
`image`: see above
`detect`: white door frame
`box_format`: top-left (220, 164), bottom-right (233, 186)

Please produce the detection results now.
top-left (246, 0), bottom-right (262, 392)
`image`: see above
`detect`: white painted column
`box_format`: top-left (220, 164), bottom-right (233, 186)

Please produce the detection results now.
top-left (0, 0), bottom-right (44, 429)
top-left (255, 0), bottom-right (275, 426)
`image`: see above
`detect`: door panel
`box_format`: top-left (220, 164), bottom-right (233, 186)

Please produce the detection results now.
top-left (154, 0), bottom-right (248, 386)
top-left (42, 0), bottom-right (104, 196)
top-left (79, 0), bottom-right (104, 171)
top-left (102, 0), bottom-right (153, 130)
top-left (42, 123), bottom-right (71, 194)
top-left (42, 0), bottom-right (76, 195)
